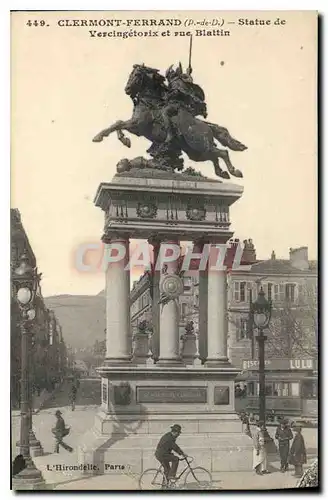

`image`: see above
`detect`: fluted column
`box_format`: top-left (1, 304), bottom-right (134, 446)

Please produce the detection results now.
top-left (157, 240), bottom-right (182, 365)
top-left (104, 235), bottom-right (131, 363)
top-left (205, 243), bottom-right (229, 366)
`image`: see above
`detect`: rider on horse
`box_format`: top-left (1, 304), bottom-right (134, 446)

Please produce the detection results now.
top-left (161, 62), bottom-right (207, 143)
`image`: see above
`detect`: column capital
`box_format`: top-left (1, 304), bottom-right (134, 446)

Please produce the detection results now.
top-left (148, 234), bottom-right (161, 248)
top-left (102, 232), bottom-right (130, 244)
top-left (192, 237), bottom-right (210, 249)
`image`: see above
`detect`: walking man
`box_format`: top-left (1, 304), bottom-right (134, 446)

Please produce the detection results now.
top-left (155, 424), bottom-right (186, 483)
top-left (52, 410), bottom-right (73, 453)
top-left (275, 419), bottom-right (293, 472)
top-left (70, 382), bottom-right (78, 411)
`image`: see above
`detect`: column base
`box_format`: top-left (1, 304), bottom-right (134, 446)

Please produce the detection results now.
top-left (12, 457), bottom-right (46, 491)
top-left (16, 432), bottom-right (44, 457)
top-left (156, 358), bottom-right (184, 366)
top-left (205, 357), bottom-right (231, 367)
top-left (102, 356), bottom-right (132, 366)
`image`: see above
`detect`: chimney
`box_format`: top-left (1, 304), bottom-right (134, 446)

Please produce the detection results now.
top-left (289, 247), bottom-right (309, 270)
top-left (241, 239), bottom-right (257, 264)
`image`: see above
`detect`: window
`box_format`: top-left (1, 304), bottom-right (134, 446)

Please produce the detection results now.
top-left (239, 318), bottom-right (249, 340)
top-left (248, 382), bottom-right (258, 396)
top-left (240, 282), bottom-right (246, 302)
top-left (273, 382), bottom-right (290, 397)
top-left (234, 281), bottom-right (240, 302)
top-left (265, 384), bottom-right (273, 396)
top-left (285, 284), bottom-right (297, 303)
top-left (234, 282), bottom-right (252, 303)
top-left (302, 380), bottom-right (318, 399)
top-left (272, 284), bottom-right (279, 301)
top-left (291, 383), bottom-right (300, 397)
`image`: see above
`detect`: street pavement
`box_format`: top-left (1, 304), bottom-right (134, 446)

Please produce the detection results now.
top-left (12, 399), bottom-right (318, 491)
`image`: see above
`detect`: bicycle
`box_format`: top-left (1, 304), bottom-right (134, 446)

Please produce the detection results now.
top-left (139, 456), bottom-right (213, 490)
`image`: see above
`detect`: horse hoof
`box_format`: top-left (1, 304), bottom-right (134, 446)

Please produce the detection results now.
top-left (233, 169), bottom-right (243, 178)
top-left (124, 138), bottom-right (131, 148)
top-left (93, 135), bottom-right (103, 143)
top-left (220, 171), bottom-right (230, 179)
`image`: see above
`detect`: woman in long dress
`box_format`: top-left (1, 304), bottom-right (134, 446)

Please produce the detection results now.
top-left (252, 421), bottom-right (269, 475)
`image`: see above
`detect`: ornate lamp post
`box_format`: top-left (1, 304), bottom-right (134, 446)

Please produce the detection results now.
top-left (12, 253), bottom-right (46, 490)
top-left (250, 287), bottom-right (272, 427)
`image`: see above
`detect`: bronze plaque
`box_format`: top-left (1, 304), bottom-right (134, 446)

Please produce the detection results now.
top-left (136, 386), bottom-right (207, 404)
top-left (214, 386), bottom-right (230, 405)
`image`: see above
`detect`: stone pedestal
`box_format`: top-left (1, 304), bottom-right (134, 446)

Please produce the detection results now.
top-left (78, 365), bottom-right (252, 475)
top-left (79, 172), bottom-right (252, 477)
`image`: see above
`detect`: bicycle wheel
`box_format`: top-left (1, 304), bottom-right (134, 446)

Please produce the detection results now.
top-left (139, 468), bottom-right (166, 490)
top-left (184, 467), bottom-right (213, 490)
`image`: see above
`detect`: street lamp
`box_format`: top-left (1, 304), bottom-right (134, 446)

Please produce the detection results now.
top-left (12, 253), bottom-right (46, 490)
top-left (250, 287), bottom-right (272, 428)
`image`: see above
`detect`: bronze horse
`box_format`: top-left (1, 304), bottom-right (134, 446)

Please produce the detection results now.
top-left (93, 64), bottom-right (247, 179)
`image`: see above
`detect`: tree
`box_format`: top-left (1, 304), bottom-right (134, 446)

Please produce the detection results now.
top-left (265, 283), bottom-right (317, 359)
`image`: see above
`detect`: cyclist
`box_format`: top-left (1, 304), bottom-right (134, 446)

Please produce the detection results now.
top-left (155, 424), bottom-right (186, 482)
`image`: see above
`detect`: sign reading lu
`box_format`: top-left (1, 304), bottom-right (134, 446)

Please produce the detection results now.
top-left (242, 359), bottom-right (317, 371)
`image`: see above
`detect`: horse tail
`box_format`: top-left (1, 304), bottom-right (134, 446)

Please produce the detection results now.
top-left (207, 123), bottom-right (247, 152)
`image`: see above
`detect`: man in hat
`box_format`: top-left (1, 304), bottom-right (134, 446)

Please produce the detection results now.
top-left (52, 410), bottom-right (73, 453)
top-left (275, 419), bottom-right (293, 472)
top-left (155, 424), bottom-right (186, 482)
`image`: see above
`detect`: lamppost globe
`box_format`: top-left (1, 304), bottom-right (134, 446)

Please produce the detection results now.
top-left (252, 287), bottom-right (272, 329)
top-left (14, 253), bottom-right (34, 278)
top-left (27, 308), bottom-right (36, 321)
top-left (17, 287), bottom-right (32, 305)
top-left (253, 312), bottom-right (268, 329)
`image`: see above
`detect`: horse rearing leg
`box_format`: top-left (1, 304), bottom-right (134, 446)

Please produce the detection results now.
top-left (212, 156), bottom-right (230, 180)
top-left (216, 149), bottom-right (243, 178)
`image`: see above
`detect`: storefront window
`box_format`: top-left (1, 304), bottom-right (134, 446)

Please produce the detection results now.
top-left (273, 382), bottom-right (290, 397)
top-left (282, 383), bottom-right (289, 397)
top-left (302, 380), bottom-right (318, 399)
top-left (291, 383), bottom-right (300, 397)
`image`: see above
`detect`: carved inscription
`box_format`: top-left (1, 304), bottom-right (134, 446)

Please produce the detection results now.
top-left (136, 386), bottom-right (207, 404)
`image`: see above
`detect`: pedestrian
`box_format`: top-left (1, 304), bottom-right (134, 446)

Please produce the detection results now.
top-left (52, 410), bottom-right (73, 453)
top-left (275, 419), bottom-right (293, 472)
top-left (289, 426), bottom-right (307, 478)
top-left (240, 412), bottom-right (252, 438)
top-left (70, 383), bottom-right (78, 411)
top-left (155, 424), bottom-right (187, 484)
top-left (252, 421), bottom-right (269, 475)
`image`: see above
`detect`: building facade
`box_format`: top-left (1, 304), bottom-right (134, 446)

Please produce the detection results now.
top-left (11, 209), bottom-right (69, 408)
top-left (129, 243), bottom-right (317, 370)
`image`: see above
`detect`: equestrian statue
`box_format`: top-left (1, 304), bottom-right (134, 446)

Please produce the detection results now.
top-left (93, 37), bottom-right (247, 179)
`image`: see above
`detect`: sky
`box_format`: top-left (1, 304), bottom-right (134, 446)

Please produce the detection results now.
top-left (11, 10), bottom-right (317, 297)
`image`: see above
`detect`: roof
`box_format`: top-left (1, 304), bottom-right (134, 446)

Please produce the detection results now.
top-left (247, 259), bottom-right (317, 276)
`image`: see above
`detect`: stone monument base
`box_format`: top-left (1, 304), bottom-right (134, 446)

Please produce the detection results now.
top-left (77, 365), bottom-right (253, 475)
